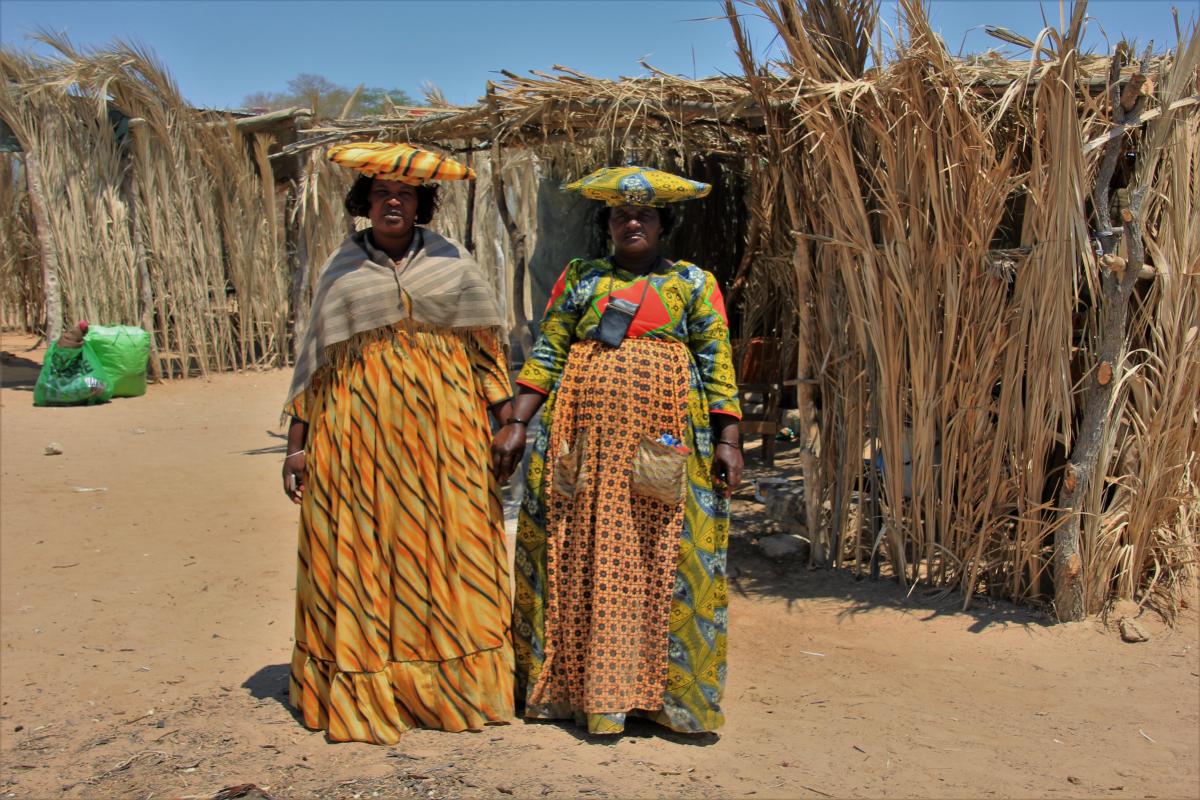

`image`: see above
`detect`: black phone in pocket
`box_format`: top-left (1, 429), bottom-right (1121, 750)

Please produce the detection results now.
top-left (595, 296), bottom-right (639, 347)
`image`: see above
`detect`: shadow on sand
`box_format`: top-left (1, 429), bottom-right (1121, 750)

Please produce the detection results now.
top-left (519, 714), bottom-right (720, 747)
top-left (1, 350), bottom-right (42, 390)
top-left (727, 531), bottom-right (1052, 634)
top-left (243, 663), bottom-right (295, 709)
top-left (238, 430), bottom-right (287, 456)
top-left (730, 439), bottom-right (1052, 634)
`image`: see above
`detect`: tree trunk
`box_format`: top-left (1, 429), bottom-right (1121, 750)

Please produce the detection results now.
top-left (22, 151), bottom-right (62, 343)
top-left (1054, 48), bottom-right (1151, 621)
top-left (1054, 235), bottom-right (1142, 621)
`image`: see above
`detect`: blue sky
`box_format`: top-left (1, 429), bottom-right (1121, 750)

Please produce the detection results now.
top-left (1, 1), bottom-right (1193, 110)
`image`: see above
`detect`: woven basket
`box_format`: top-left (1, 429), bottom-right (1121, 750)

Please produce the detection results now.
top-left (630, 436), bottom-right (688, 505)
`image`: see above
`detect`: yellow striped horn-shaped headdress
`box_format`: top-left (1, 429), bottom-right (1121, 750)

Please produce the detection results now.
top-left (327, 141), bottom-right (475, 185)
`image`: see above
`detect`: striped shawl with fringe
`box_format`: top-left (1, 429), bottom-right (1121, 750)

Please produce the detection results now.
top-left (284, 227), bottom-right (504, 414)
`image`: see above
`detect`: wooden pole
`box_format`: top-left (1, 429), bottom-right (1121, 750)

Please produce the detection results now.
top-left (784, 186), bottom-right (825, 568)
top-left (724, 136), bottom-right (767, 310)
top-left (866, 352), bottom-right (882, 580)
top-left (462, 143), bottom-right (477, 254)
top-left (285, 182), bottom-right (306, 366)
top-left (487, 85), bottom-right (532, 359)
top-left (124, 119), bottom-right (162, 381)
top-left (21, 150), bottom-right (63, 343)
top-left (1054, 44), bottom-right (1154, 622)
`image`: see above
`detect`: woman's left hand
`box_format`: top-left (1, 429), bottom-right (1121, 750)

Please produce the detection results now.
top-left (713, 442), bottom-right (744, 497)
top-left (491, 422), bottom-right (527, 483)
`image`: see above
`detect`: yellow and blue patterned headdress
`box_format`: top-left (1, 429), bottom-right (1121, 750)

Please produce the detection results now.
top-left (327, 141), bottom-right (475, 185)
top-left (564, 165), bottom-right (711, 207)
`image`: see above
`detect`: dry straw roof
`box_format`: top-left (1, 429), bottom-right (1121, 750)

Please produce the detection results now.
top-left (278, 28), bottom-right (1184, 163)
top-left (280, 68), bottom-right (758, 163)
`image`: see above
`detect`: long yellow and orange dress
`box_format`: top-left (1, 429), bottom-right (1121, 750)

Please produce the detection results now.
top-left (285, 324), bottom-right (514, 744)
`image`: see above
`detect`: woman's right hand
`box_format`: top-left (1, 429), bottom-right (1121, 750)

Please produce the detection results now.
top-left (491, 423), bottom-right (527, 483)
top-left (282, 451), bottom-right (306, 504)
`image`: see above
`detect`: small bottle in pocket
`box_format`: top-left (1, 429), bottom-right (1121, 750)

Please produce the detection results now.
top-left (656, 432), bottom-right (690, 454)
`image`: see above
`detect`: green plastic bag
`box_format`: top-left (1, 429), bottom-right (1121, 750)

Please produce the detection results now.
top-left (33, 342), bottom-right (113, 406)
top-left (84, 325), bottom-right (151, 398)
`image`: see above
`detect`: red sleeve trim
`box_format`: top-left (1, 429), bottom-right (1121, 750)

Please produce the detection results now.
top-left (515, 379), bottom-right (550, 396)
top-left (708, 280), bottom-right (729, 325)
top-left (544, 265), bottom-right (571, 314)
top-left (710, 409), bottom-right (743, 421)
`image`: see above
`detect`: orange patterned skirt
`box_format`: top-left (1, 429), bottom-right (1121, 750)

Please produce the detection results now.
top-left (527, 338), bottom-right (691, 714)
top-left (287, 328), bottom-right (514, 744)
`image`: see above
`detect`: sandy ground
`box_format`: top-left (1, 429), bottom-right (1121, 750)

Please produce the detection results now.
top-left (1, 331), bottom-right (1198, 800)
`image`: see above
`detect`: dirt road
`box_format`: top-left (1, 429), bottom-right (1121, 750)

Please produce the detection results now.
top-left (2, 333), bottom-right (1197, 799)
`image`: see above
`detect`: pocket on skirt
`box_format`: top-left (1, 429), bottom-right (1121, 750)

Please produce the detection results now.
top-left (551, 434), bottom-right (587, 499)
top-left (630, 436), bottom-right (688, 505)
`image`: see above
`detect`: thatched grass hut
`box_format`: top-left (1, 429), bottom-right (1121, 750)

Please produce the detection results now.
top-left (1, 0), bottom-right (1196, 622)
top-left (0, 35), bottom-right (317, 376)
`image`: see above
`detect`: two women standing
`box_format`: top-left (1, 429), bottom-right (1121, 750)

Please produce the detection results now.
top-left (283, 147), bottom-right (741, 744)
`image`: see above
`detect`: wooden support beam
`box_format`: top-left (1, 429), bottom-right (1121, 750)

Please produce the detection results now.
top-left (123, 119), bottom-right (162, 381)
top-left (1053, 36), bottom-right (1191, 622)
top-left (487, 86), bottom-right (532, 360)
top-left (1082, 95), bottom-right (1200, 154)
top-left (21, 150), bottom-right (62, 343)
top-left (285, 183), bottom-right (307, 366)
top-left (462, 143), bottom-right (477, 255)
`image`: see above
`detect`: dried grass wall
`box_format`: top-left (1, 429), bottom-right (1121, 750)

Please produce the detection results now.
top-left (731, 0), bottom-right (1198, 618)
top-left (0, 38), bottom-right (350, 374)
top-left (0, 157), bottom-right (40, 330)
top-left (436, 149), bottom-right (541, 341)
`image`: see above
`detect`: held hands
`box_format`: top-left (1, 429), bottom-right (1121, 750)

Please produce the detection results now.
top-left (712, 441), bottom-right (744, 497)
top-left (491, 422), bottom-right (527, 483)
top-left (282, 450), bottom-right (306, 504)
top-left (491, 392), bottom-right (545, 483)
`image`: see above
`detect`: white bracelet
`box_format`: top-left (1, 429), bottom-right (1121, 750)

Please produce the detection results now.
top-left (286, 449), bottom-right (305, 459)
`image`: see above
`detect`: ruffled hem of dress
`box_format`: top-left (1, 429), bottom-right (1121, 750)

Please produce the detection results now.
top-left (289, 643), bottom-right (515, 744)
top-left (522, 700), bottom-right (724, 736)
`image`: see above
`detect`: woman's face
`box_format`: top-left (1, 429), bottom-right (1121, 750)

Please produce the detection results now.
top-left (367, 179), bottom-right (419, 244)
top-left (609, 204), bottom-right (662, 259)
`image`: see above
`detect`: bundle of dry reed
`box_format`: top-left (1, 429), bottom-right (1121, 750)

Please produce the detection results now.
top-left (727, 0), bottom-right (1198, 619)
top-left (0, 155), bottom-right (40, 330)
top-left (0, 45), bottom-right (139, 341)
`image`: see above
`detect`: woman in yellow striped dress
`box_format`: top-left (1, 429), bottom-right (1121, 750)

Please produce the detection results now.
top-left (280, 143), bottom-right (514, 745)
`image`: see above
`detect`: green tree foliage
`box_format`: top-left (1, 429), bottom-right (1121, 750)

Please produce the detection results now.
top-left (242, 73), bottom-right (418, 117)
